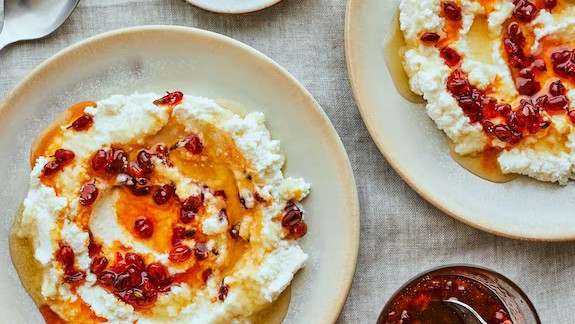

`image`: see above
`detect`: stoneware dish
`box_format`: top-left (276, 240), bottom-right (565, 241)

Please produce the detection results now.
top-left (0, 26), bottom-right (359, 323)
top-left (183, 0), bottom-right (284, 15)
top-left (345, 0), bottom-right (575, 241)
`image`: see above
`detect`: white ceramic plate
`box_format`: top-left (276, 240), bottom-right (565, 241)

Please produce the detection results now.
top-left (0, 26), bottom-right (359, 323)
top-left (183, 0), bottom-right (283, 14)
top-left (346, 0), bottom-right (575, 241)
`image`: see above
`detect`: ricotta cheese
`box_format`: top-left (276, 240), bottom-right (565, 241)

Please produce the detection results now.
top-left (18, 92), bottom-right (310, 323)
top-left (400, 0), bottom-right (575, 184)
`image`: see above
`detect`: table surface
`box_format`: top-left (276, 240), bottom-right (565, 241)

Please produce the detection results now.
top-left (1, 0), bottom-right (573, 323)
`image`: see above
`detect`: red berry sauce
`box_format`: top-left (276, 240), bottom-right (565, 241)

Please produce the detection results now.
top-left (378, 275), bottom-right (512, 324)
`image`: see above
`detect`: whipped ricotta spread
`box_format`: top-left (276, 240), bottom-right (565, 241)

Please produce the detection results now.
top-left (400, 0), bottom-right (575, 184)
top-left (17, 92), bottom-right (310, 323)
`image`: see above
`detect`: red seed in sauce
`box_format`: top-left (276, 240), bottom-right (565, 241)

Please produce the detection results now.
top-left (92, 149), bottom-right (108, 171)
top-left (154, 91), bottom-right (184, 106)
top-left (420, 32), bottom-right (440, 44)
top-left (137, 150), bottom-right (154, 174)
top-left (63, 270), bottom-right (86, 283)
top-left (184, 134), bottom-right (204, 155)
top-left (169, 244), bottom-right (192, 263)
top-left (153, 184), bottom-right (174, 205)
top-left (513, 0), bottom-right (539, 22)
top-left (97, 270), bottom-right (116, 286)
top-left (43, 161), bottom-right (61, 176)
top-left (440, 47), bottom-right (461, 67)
top-left (125, 252), bottom-right (146, 270)
top-left (442, 2), bottom-right (462, 21)
top-left (90, 256), bottom-right (108, 274)
top-left (134, 217), bottom-right (154, 238)
top-left (70, 115), bottom-right (93, 131)
top-left (147, 263), bottom-right (170, 286)
top-left (58, 246), bottom-right (75, 267)
top-left (79, 183), bottom-right (99, 206)
top-left (54, 149), bottom-right (75, 163)
top-left (194, 243), bottom-right (209, 261)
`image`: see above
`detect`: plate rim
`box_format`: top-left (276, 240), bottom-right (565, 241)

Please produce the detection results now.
top-left (344, 0), bottom-right (575, 242)
top-left (182, 0), bottom-right (285, 15)
top-left (0, 25), bottom-right (360, 322)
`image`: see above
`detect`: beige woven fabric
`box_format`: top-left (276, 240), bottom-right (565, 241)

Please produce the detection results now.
top-left (0, 0), bottom-right (573, 323)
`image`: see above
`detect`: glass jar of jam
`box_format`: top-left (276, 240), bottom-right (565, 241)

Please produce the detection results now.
top-left (377, 265), bottom-right (540, 324)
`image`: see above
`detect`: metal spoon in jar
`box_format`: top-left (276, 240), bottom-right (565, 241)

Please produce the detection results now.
top-left (443, 298), bottom-right (489, 324)
top-left (0, 0), bottom-right (80, 52)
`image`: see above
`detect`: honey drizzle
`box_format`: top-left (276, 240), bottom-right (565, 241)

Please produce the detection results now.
top-left (383, 11), bottom-right (425, 104)
top-left (448, 141), bottom-right (518, 183)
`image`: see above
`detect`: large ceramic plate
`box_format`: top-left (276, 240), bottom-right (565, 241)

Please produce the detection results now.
top-left (346, 0), bottom-right (575, 241)
top-left (0, 26), bottom-right (359, 323)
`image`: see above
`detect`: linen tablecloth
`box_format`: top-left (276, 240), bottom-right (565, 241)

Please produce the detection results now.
top-left (1, 0), bottom-right (572, 322)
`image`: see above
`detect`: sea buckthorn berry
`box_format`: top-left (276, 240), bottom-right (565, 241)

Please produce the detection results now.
top-left (507, 23), bottom-right (524, 44)
top-left (182, 196), bottom-right (202, 212)
top-left (154, 144), bottom-right (168, 159)
top-left (113, 271), bottom-right (132, 291)
top-left (549, 80), bottom-right (566, 96)
top-left (43, 161), bottom-right (61, 176)
top-left (194, 243), bottom-right (209, 261)
top-left (513, 0), bottom-right (539, 22)
top-left (154, 91), bottom-right (184, 106)
top-left (59, 246), bottom-right (75, 267)
top-left (126, 264), bottom-right (143, 286)
top-left (442, 2), bottom-right (462, 21)
top-left (495, 103), bottom-right (512, 118)
top-left (180, 209), bottom-right (196, 224)
top-left (90, 256), bottom-right (108, 274)
top-left (54, 149), bottom-right (75, 163)
top-left (137, 150), bottom-right (154, 174)
top-left (80, 183), bottom-right (99, 206)
top-left (153, 184), bottom-right (175, 205)
top-left (493, 124), bottom-right (522, 144)
top-left (70, 115), bottom-right (93, 131)
top-left (63, 270), bottom-right (86, 283)
top-left (134, 217), bottom-right (154, 238)
top-left (97, 270), bottom-right (116, 286)
top-left (125, 252), bottom-right (145, 270)
top-left (447, 70), bottom-right (470, 95)
top-left (147, 263), bottom-right (170, 286)
top-left (108, 149), bottom-right (128, 173)
top-left (290, 221), bottom-right (308, 238)
top-left (420, 32), bottom-right (440, 44)
top-left (170, 244), bottom-right (192, 263)
top-left (440, 47), bottom-right (461, 66)
top-left (184, 134), bottom-right (204, 155)
top-left (282, 201), bottom-right (303, 228)
top-left (130, 185), bottom-right (152, 196)
top-left (516, 74), bottom-right (540, 96)
top-left (92, 149), bottom-right (107, 171)
top-left (546, 95), bottom-right (569, 111)
top-left (531, 58), bottom-right (546, 71)
top-left (128, 162), bottom-right (145, 178)
top-left (172, 227), bottom-right (187, 245)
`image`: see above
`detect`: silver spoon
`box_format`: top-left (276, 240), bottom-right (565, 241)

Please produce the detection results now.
top-left (443, 298), bottom-right (489, 324)
top-left (0, 0), bottom-right (80, 51)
